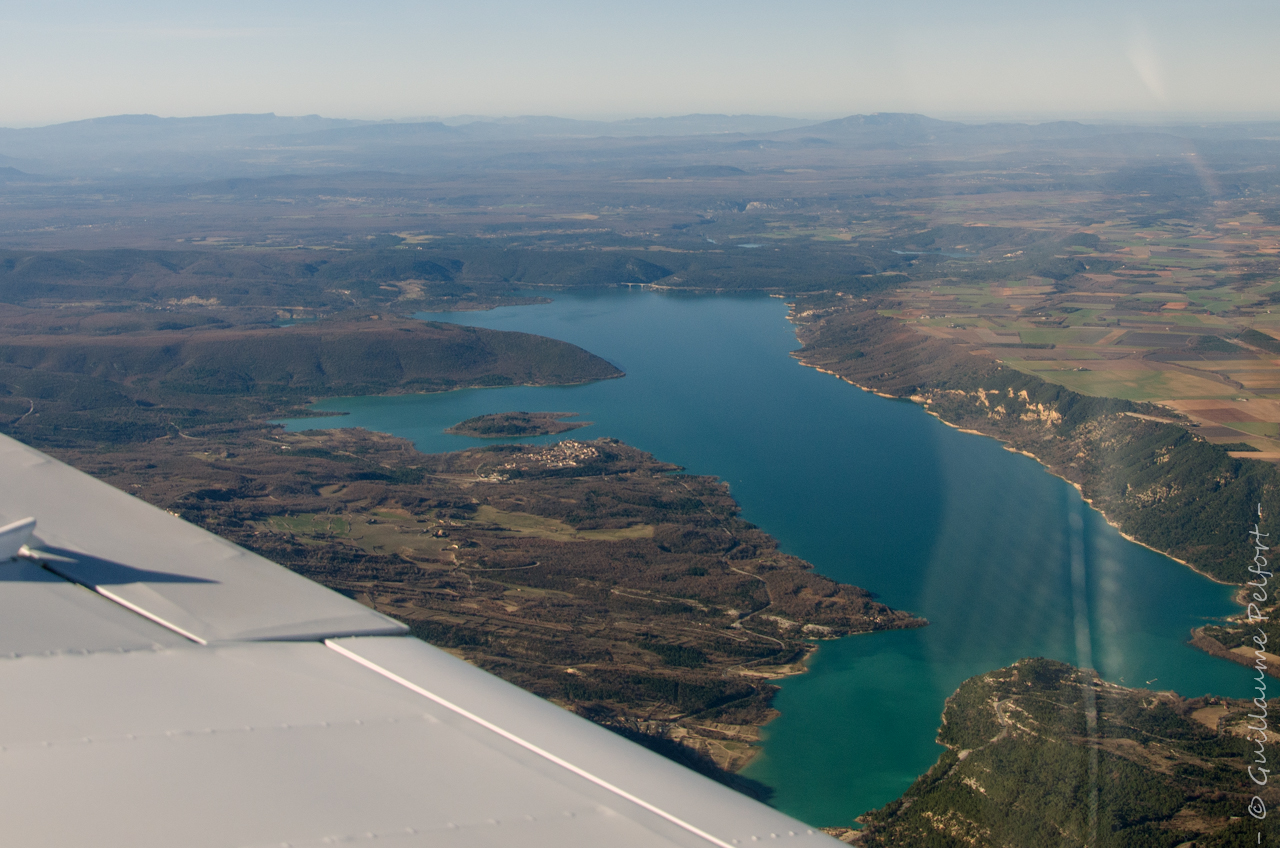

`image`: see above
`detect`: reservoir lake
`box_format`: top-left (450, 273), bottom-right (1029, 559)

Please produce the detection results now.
top-left (283, 290), bottom-right (1250, 826)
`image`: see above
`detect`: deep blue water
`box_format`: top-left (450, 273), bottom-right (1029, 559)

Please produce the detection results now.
top-left (281, 289), bottom-right (1249, 826)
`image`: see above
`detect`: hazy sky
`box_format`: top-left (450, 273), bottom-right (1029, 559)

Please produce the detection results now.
top-left (2, 0), bottom-right (1277, 126)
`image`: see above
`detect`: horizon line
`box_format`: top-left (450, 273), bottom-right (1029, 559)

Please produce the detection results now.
top-left (6, 108), bottom-right (1280, 132)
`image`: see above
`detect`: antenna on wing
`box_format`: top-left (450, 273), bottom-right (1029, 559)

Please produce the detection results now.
top-left (0, 517), bottom-right (36, 561)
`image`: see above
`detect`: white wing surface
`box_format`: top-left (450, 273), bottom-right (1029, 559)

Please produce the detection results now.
top-left (0, 433), bottom-right (839, 847)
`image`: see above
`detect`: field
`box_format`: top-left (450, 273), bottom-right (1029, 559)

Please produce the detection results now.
top-left (262, 503), bottom-right (654, 552)
top-left (869, 206), bottom-right (1280, 458)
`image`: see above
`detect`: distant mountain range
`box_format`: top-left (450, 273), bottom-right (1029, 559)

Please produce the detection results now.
top-left (3, 111), bottom-right (1279, 180)
top-left (0, 111), bottom-right (814, 154)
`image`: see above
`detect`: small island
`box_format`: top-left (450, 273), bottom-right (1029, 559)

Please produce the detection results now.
top-left (445, 411), bottom-right (590, 438)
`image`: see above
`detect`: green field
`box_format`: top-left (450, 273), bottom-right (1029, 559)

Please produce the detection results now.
top-left (265, 513), bottom-right (351, 538)
top-left (1018, 327), bottom-right (1112, 345)
top-left (1007, 365), bottom-right (1231, 401)
top-left (1222, 421), bottom-right (1280, 438)
top-left (472, 505), bottom-right (653, 541)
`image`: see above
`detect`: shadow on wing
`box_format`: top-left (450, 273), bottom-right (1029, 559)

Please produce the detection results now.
top-left (25, 546), bottom-right (220, 585)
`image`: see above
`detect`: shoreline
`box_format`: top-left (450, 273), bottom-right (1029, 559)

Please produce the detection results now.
top-left (792, 345), bottom-right (1263, 686)
top-left (272, 411), bottom-right (919, 779)
top-left (1189, 627), bottom-right (1280, 679)
top-left (272, 344), bottom-right (926, 783)
top-left (799, 352), bottom-right (1232, 587)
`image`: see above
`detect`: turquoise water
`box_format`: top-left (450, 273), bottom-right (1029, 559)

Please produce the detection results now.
top-left (282, 290), bottom-right (1249, 826)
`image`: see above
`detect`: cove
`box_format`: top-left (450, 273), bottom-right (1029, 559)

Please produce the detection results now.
top-left (281, 289), bottom-right (1251, 826)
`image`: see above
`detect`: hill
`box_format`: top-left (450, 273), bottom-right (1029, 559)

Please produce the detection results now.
top-left (855, 658), bottom-right (1275, 847)
top-left (0, 317), bottom-right (622, 447)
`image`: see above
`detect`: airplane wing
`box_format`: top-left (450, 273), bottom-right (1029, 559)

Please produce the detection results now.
top-left (0, 433), bottom-right (839, 847)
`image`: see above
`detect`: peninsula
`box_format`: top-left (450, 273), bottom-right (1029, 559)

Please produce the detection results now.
top-left (63, 425), bottom-right (925, 794)
top-left (0, 313), bottom-right (621, 449)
